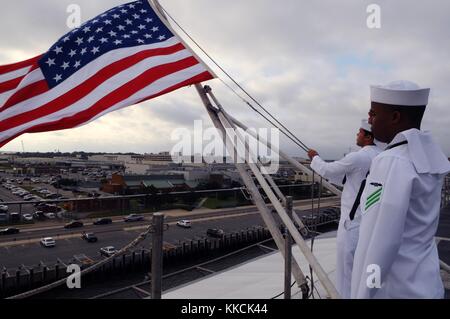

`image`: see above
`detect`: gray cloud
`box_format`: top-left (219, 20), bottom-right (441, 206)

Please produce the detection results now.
top-left (1, 0), bottom-right (449, 158)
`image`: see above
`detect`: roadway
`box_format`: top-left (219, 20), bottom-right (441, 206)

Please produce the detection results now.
top-left (0, 198), bottom-right (340, 270)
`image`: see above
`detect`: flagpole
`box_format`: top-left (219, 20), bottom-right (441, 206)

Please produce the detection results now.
top-left (147, 0), bottom-right (218, 78)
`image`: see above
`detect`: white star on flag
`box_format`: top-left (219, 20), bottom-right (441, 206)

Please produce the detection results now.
top-left (68, 50), bottom-right (77, 57)
top-left (45, 58), bottom-right (55, 66)
top-left (53, 46), bottom-right (63, 54)
top-left (53, 74), bottom-right (62, 82)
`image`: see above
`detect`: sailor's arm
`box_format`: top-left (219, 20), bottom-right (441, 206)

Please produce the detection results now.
top-left (308, 149), bottom-right (360, 182)
top-left (351, 156), bottom-right (414, 298)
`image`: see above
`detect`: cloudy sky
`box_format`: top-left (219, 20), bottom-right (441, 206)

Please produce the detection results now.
top-left (0, 0), bottom-right (449, 159)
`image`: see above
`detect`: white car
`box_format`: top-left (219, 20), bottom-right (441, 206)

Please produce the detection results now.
top-left (44, 213), bottom-right (56, 219)
top-left (100, 246), bottom-right (117, 257)
top-left (176, 220), bottom-right (191, 228)
top-left (40, 237), bottom-right (56, 247)
top-left (22, 214), bottom-right (33, 221)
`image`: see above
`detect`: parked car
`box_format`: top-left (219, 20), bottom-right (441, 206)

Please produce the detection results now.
top-left (88, 192), bottom-right (100, 198)
top-left (93, 217), bottom-right (112, 225)
top-left (22, 214), bottom-right (33, 221)
top-left (45, 193), bottom-right (59, 199)
top-left (176, 220), bottom-right (191, 228)
top-left (0, 228), bottom-right (20, 235)
top-left (41, 204), bottom-right (60, 213)
top-left (40, 237), bottom-right (55, 247)
top-left (321, 208), bottom-right (339, 220)
top-left (64, 221), bottom-right (84, 229)
top-left (206, 228), bottom-right (224, 238)
top-left (10, 212), bottom-right (21, 222)
top-left (302, 215), bottom-right (320, 227)
top-left (33, 211), bottom-right (46, 220)
top-left (100, 246), bottom-right (117, 257)
top-left (81, 232), bottom-right (98, 243)
top-left (44, 212), bottom-right (56, 219)
top-left (124, 214), bottom-right (144, 222)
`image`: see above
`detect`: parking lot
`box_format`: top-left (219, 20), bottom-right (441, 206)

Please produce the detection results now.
top-left (0, 171), bottom-right (110, 225)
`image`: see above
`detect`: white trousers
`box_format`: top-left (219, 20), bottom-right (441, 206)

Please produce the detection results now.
top-left (336, 220), bottom-right (359, 299)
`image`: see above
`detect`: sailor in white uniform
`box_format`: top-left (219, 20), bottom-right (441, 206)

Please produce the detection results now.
top-left (307, 120), bottom-right (381, 298)
top-left (351, 80), bottom-right (450, 299)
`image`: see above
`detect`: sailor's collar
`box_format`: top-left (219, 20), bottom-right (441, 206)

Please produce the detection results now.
top-left (387, 129), bottom-right (450, 175)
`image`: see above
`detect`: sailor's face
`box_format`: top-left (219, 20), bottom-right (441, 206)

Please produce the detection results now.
top-left (368, 102), bottom-right (392, 143)
top-left (356, 129), bottom-right (365, 147)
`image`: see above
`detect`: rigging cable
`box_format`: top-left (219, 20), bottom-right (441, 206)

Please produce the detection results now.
top-left (160, 6), bottom-right (310, 153)
top-left (216, 78), bottom-right (309, 152)
top-left (159, 6), bottom-right (335, 299)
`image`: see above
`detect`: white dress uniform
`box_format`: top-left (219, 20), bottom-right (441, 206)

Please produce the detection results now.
top-left (310, 122), bottom-right (381, 298)
top-left (351, 81), bottom-right (450, 299)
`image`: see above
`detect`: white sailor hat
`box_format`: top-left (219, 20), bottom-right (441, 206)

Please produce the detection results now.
top-left (360, 119), bottom-right (371, 132)
top-left (370, 80), bottom-right (430, 106)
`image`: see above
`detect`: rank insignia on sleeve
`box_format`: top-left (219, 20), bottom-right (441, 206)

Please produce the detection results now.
top-left (365, 185), bottom-right (383, 211)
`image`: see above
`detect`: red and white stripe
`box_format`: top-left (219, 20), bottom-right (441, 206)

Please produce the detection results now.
top-left (0, 55), bottom-right (42, 109)
top-left (0, 36), bottom-right (214, 147)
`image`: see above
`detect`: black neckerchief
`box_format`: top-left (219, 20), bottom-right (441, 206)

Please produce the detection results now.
top-left (385, 140), bottom-right (408, 151)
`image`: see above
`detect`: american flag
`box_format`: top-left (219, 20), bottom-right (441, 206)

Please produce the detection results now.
top-left (0, 0), bottom-right (215, 148)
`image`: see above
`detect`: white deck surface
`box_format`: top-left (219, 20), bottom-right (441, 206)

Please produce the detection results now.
top-left (163, 231), bottom-right (338, 299)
